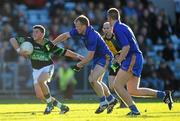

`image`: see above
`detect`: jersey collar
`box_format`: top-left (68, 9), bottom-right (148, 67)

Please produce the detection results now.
top-left (104, 34), bottom-right (115, 41)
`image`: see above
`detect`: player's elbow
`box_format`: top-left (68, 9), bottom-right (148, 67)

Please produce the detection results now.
top-left (61, 32), bottom-right (70, 41)
top-left (9, 37), bottom-right (16, 43)
top-left (64, 32), bottom-right (71, 38)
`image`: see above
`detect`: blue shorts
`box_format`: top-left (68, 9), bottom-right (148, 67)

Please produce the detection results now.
top-left (121, 53), bottom-right (143, 77)
top-left (92, 55), bottom-right (113, 69)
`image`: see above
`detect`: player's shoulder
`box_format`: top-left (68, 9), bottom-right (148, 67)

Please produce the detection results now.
top-left (87, 27), bottom-right (99, 39)
top-left (16, 36), bottom-right (33, 43)
top-left (115, 22), bottom-right (131, 34)
top-left (118, 23), bottom-right (129, 30)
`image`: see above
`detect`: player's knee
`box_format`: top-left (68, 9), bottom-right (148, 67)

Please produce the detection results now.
top-left (127, 87), bottom-right (138, 96)
top-left (89, 78), bottom-right (97, 87)
top-left (88, 75), bottom-right (96, 83)
top-left (89, 80), bottom-right (97, 86)
top-left (38, 79), bottom-right (46, 84)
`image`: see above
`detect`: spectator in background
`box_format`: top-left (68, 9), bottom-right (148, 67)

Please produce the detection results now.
top-left (87, 1), bottom-right (96, 25)
top-left (24, 0), bottom-right (47, 8)
top-left (174, 0), bottom-right (180, 26)
top-left (123, 0), bottom-right (138, 30)
top-left (137, 34), bottom-right (148, 56)
top-left (17, 23), bottom-right (30, 37)
top-left (49, 22), bottom-right (60, 40)
top-left (0, 2), bottom-right (13, 18)
top-left (0, 22), bottom-right (13, 42)
top-left (162, 40), bottom-right (175, 62)
top-left (174, 0), bottom-right (180, 38)
top-left (174, 17), bottom-right (180, 38)
top-left (3, 42), bottom-right (18, 62)
top-left (57, 62), bottom-right (77, 99)
top-left (151, 18), bottom-right (169, 44)
top-left (157, 61), bottom-right (175, 90)
top-left (18, 57), bottom-right (32, 90)
top-left (123, 0), bottom-right (137, 17)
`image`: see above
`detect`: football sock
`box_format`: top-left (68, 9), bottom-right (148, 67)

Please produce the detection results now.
top-left (129, 105), bottom-right (139, 113)
top-left (100, 96), bottom-right (108, 107)
top-left (45, 93), bottom-right (52, 104)
top-left (106, 94), bottom-right (115, 103)
top-left (53, 100), bottom-right (63, 109)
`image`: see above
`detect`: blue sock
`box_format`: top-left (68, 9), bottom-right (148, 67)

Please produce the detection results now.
top-left (100, 96), bottom-right (106, 102)
top-left (106, 94), bottom-right (113, 102)
top-left (100, 96), bottom-right (107, 107)
top-left (157, 91), bottom-right (165, 99)
top-left (129, 105), bottom-right (139, 113)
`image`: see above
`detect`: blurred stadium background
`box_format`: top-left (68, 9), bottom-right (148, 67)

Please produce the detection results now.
top-left (0, 0), bottom-right (180, 99)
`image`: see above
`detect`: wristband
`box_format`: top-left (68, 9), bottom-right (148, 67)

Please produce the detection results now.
top-left (16, 48), bottom-right (20, 53)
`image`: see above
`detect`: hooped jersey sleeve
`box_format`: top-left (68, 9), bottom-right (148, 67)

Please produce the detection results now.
top-left (44, 40), bottom-right (67, 56)
top-left (15, 36), bottom-right (33, 45)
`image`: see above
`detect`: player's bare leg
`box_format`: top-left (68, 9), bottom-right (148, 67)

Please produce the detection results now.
top-left (100, 75), bottom-right (118, 114)
top-left (88, 65), bottom-right (109, 113)
top-left (127, 75), bottom-right (173, 110)
top-left (89, 65), bottom-right (105, 97)
top-left (127, 76), bottom-right (158, 97)
top-left (38, 72), bottom-right (53, 114)
top-left (34, 83), bottom-right (45, 101)
top-left (35, 81), bottom-right (69, 114)
top-left (114, 69), bottom-right (140, 116)
top-left (109, 76), bottom-right (127, 109)
top-left (108, 76), bottom-right (115, 91)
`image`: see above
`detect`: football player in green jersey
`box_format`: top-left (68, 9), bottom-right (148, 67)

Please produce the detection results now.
top-left (10, 25), bottom-right (84, 115)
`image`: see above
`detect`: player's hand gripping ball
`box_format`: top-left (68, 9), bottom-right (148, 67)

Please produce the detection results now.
top-left (20, 42), bottom-right (34, 56)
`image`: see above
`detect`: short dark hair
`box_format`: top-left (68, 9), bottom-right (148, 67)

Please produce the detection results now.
top-left (33, 25), bottom-right (45, 34)
top-left (107, 8), bottom-right (120, 20)
top-left (74, 15), bottom-right (90, 26)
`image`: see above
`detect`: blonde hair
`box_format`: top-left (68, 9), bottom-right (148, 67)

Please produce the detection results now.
top-left (74, 15), bottom-right (90, 26)
top-left (107, 8), bottom-right (120, 20)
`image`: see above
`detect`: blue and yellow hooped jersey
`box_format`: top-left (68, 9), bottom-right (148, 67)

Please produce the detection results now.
top-left (102, 34), bottom-right (121, 56)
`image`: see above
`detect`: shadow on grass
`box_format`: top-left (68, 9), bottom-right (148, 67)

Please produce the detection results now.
top-left (0, 99), bottom-right (98, 104)
top-left (0, 98), bottom-right (179, 104)
top-left (0, 110), bottom-right (64, 115)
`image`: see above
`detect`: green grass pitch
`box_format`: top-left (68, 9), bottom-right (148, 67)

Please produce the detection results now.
top-left (0, 98), bottom-right (180, 121)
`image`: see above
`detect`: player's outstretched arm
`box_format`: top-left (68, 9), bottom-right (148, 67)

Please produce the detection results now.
top-left (9, 37), bottom-right (20, 52)
top-left (77, 51), bottom-right (95, 68)
top-left (53, 32), bottom-right (70, 45)
top-left (64, 49), bottom-right (84, 61)
top-left (9, 37), bottom-right (29, 57)
top-left (71, 51), bottom-right (94, 72)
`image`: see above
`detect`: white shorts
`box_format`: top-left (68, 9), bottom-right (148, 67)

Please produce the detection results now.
top-left (32, 64), bottom-right (54, 84)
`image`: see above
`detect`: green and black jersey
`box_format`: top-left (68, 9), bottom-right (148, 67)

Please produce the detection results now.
top-left (16, 37), bottom-right (66, 69)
